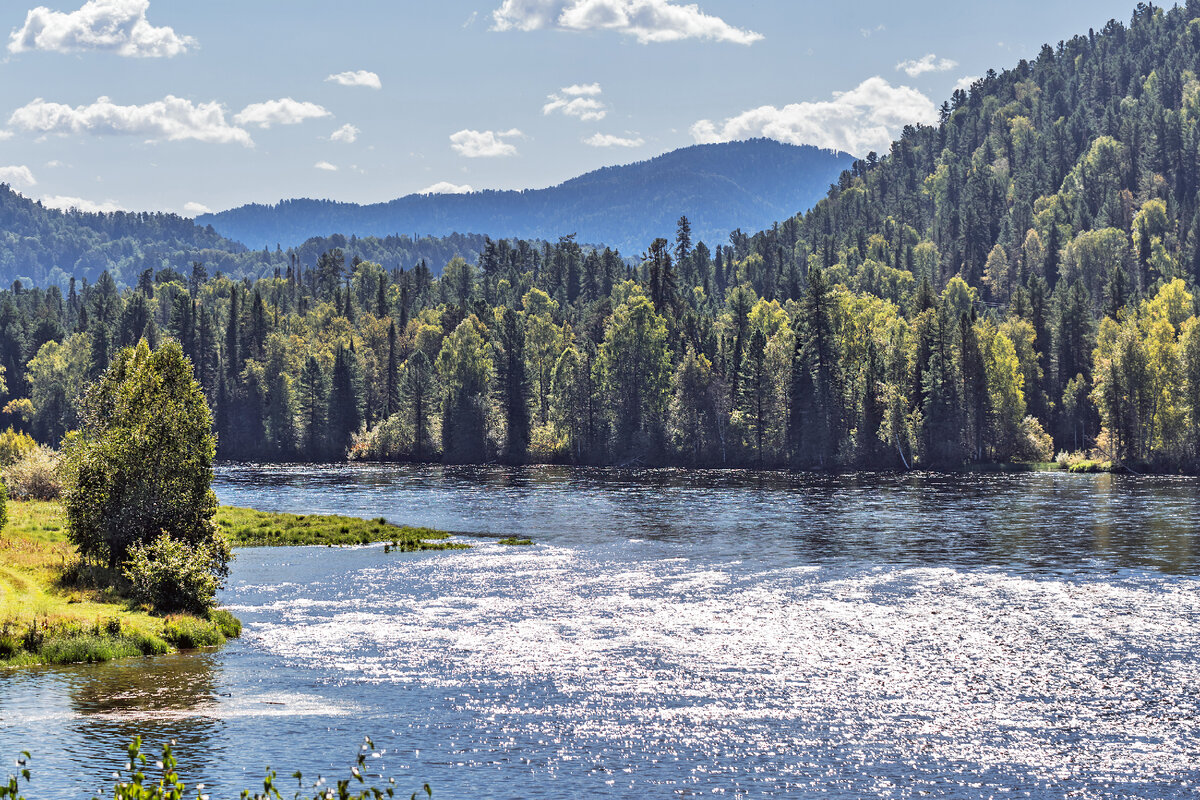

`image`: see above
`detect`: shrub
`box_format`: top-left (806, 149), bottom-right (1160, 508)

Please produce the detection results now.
top-left (0, 632), bottom-right (20, 659)
top-left (209, 609), bottom-right (242, 639)
top-left (162, 616), bottom-right (225, 649)
top-left (0, 427), bottom-right (36, 466)
top-left (1016, 416), bottom-right (1055, 462)
top-left (0, 480), bottom-right (7, 532)
top-left (123, 533), bottom-right (232, 614)
top-left (2, 445), bottom-right (62, 500)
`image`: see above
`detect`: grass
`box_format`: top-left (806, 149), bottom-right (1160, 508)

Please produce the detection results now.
top-left (216, 507), bottom-right (467, 550)
top-left (497, 537), bottom-right (534, 546)
top-left (0, 501), bottom-right (238, 667)
top-left (1, 503), bottom-right (462, 667)
top-left (1067, 459), bottom-right (1116, 473)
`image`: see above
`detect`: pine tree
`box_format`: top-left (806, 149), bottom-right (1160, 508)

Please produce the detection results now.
top-left (401, 350), bottom-right (435, 461)
top-left (737, 326), bottom-right (770, 465)
top-left (249, 290), bottom-right (267, 359)
top-left (328, 345), bottom-right (363, 455)
top-left (298, 356), bottom-right (328, 460)
top-left (386, 321), bottom-right (401, 418)
top-left (494, 307), bottom-right (530, 463)
top-left (226, 287), bottom-right (241, 378)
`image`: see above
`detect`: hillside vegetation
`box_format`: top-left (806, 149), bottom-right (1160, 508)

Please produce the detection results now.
top-left (0, 187), bottom-right (518, 287)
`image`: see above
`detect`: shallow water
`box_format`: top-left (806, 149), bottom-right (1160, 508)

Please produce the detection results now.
top-left (1, 466), bottom-right (1198, 799)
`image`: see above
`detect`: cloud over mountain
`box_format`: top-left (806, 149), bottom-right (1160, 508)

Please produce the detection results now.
top-left (691, 77), bottom-right (936, 157)
top-left (492, 0), bottom-right (761, 45)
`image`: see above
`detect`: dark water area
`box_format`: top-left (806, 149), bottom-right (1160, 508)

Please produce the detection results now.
top-left (2, 465), bottom-right (1199, 799)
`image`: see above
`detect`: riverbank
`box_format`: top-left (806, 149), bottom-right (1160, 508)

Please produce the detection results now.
top-left (1, 503), bottom-right (462, 667)
top-left (0, 501), bottom-right (241, 666)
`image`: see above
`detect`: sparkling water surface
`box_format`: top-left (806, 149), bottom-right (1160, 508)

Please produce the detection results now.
top-left (1, 465), bottom-right (1198, 799)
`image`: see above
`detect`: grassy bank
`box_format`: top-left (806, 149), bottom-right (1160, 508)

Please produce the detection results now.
top-left (216, 506), bottom-right (466, 550)
top-left (0, 501), bottom-right (240, 667)
top-left (1, 503), bottom-right (464, 667)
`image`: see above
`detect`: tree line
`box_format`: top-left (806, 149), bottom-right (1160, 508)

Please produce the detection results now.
top-left (0, 220), bottom-right (1195, 471)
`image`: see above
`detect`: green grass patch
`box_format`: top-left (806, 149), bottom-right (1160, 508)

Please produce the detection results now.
top-left (1068, 459), bottom-right (1115, 473)
top-left (0, 500), bottom-right (240, 667)
top-left (217, 507), bottom-right (467, 550)
top-left (497, 537), bottom-right (534, 546)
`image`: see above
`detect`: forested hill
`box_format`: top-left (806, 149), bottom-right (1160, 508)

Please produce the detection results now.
top-left (0, 185), bottom-right (240, 287)
top-left (197, 140), bottom-right (854, 253)
top-left (779, 0), bottom-right (1200, 306)
top-left (0, 184), bottom-right (507, 287)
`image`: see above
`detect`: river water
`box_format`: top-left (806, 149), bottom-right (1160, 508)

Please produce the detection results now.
top-left (1, 465), bottom-right (1199, 799)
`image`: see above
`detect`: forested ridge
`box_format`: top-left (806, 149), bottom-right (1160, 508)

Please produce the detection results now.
top-left (3, 2), bottom-right (1200, 470)
top-left (0, 185), bottom-right (507, 287)
top-left (197, 140), bottom-right (854, 255)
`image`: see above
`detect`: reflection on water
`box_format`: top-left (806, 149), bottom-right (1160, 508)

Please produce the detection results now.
top-left (1, 465), bottom-right (1198, 799)
top-left (214, 465), bottom-right (1200, 573)
top-left (0, 653), bottom-right (226, 797)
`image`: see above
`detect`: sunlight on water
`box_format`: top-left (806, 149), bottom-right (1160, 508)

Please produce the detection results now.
top-left (226, 542), bottom-right (1200, 798)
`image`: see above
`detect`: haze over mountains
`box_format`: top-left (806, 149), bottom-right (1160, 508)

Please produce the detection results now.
top-left (198, 140), bottom-right (854, 255)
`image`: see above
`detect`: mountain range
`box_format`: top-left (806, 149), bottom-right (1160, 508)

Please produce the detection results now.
top-left (198, 139), bottom-right (854, 255)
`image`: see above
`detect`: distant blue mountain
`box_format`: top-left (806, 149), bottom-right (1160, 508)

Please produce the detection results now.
top-left (199, 139), bottom-right (854, 254)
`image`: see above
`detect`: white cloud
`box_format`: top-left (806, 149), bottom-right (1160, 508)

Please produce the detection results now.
top-left (0, 166), bottom-right (36, 187)
top-left (183, 201), bottom-right (211, 216)
top-left (953, 76), bottom-right (980, 93)
top-left (0, 131), bottom-right (13, 141)
top-left (314, 161), bottom-right (338, 171)
top-left (690, 76), bottom-right (937, 157)
top-left (450, 128), bottom-right (523, 158)
top-left (492, 0), bottom-right (762, 45)
top-left (325, 70), bottom-right (382, 90)
top-left (544, 84), bottom-right (607, 121)
top-left (896, 53), bottom-right (958, 77)
top-left (562, 82), bottom-right (602, 96)
top-left (584, 132), bottom-right (643, 147)
top-left (234, 98), bottom-right (329, 129)
top-left (40, 194), bottom-right (124, 213)
top-left (418, 181), bottom-right (475, 195)
top-left (329, 123), bottom-right (359, 143)
top-left (9, 0), bottom-right (195, 58)
top-left (8, 95), bottom-right (253, 145)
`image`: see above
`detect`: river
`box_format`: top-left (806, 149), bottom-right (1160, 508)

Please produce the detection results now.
top-left (1, 465), bottom-right (1198, 799)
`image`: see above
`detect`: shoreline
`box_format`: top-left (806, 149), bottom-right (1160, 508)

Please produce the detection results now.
top-left (1, 502), bottom-right (462, 668)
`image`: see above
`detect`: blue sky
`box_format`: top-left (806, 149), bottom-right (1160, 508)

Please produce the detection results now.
top-left (0, 0), bottom-right (1139, 216)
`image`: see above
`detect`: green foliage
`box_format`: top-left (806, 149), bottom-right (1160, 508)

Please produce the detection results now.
top-left (497, 537), bottom-right (533, 546)
top-left (0, 428), bottom-right (36, 466)
top-left (62, 340), bottom-right (224, 569)
top-left (123, 533), bottom-right (231, 615)
top-left (0, 737), bottom-right (428, 800)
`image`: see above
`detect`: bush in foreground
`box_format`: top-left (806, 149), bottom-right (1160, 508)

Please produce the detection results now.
top-left (0, 737), bottom-right (431, 800)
